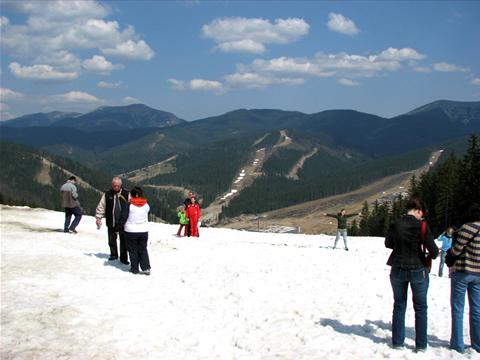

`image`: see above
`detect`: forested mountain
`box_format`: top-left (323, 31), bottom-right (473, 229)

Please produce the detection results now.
top-left (1, 104), bottom-right (185, 131)
top-left (407, 100), bottom-right (480, 125)
top-left (1, 100), bottom-right (479, 224)
top-left (350, 134), bottom-right (480, 237)
top-left (0, 111), bottom-right (81, 127)
top-left (0, 141), bottom-right (178, 222)
top-left (52, 104), bottom-right (185, 131)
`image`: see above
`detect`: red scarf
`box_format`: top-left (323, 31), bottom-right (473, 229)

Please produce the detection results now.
top-left (130, 197), bottom-right (147, 207)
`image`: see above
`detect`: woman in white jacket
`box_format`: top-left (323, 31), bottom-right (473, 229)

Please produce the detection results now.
top-left (121, 186), bottom-right (151, 275)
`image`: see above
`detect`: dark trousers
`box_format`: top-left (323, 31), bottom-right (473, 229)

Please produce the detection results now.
top-left (64, 207), bottom-right (82, 231)
top-left (125, 232), bottom-right (150, 273)
top-left (108, 226), bottom-right (128, 262)
top-left (177, 224), bottom-right (188, 236)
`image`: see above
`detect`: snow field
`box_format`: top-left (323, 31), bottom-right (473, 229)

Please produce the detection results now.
top-left (0, 206), bottom-right (476, 359)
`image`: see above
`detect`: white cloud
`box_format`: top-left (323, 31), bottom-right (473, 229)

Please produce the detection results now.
top-left (97, 80), bottom-right (123, 89)
top-left (6, 0), bottom-right (108, 20)
top-left (168, 46), bottom-right (427, 93)
top-left (190, 79), bottom-right (224, 92)
top-left (471, 78), bottom-right (480, 85)
top-left (122, 96), bottom-right (139, 104)
top-left (0, 87), bottom-right (24, 101)
top-left (216, 40), bottom-right (266, 54)
top-left (1, 0), bottom-right (154, 83)
top-left (379, 47), bottom-right (425, 61)
top-left (221, 46), bottom-right (430, 90)
top-left (82, 55), bottom-right (123, 74)
top-left (0, 16), bottom-right (9, 28)
top-left (202, 17), bottom-right (309, 53)
top-left (102, 39), bottom-right (154, 60)
top-left (53, 91), bottom-right (103, 104)
top-left (33, 51), bottom-right (82, 72)
top-left (168, 78), bottom-right (225, 94)
top-left (168, 79), bottom-right (186, 91)
top-left (0, 110), bottom-right (16, 121)
top-left (338, 78), bottom-right (359, 86)
top-left (0, 102), bottom-right (16, 121)
top-left (327, 13), bottom-right (359, 36)
top-left (413, 66), bottom-right (431, 73)
top-left (245, 50), bottom-right (409, 79)
top-left (9, 62), bottom-right (78, 82)
top-left (225, 72), bottom-right (304, 89)
top-left (433, 62), bottom-right (469, 73)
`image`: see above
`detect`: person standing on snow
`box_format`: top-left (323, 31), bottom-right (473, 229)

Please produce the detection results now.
top-left (385, 197), bottom-right (438, 352)
top-left (324, 209), bottom-right (358, 250)
top-left (436, 227), bottom-right (453, 277)
top-left (95, 177), bottom-right (130, 264)
top-left (186, 196), bottom-right (201, 237)
top-left (60, 176), bottom-right (82, 233)
top-left (121, 186), bottom-right (151, 275)
top-left (183, 191), bottom-right (194, 236)
top-left (449, 204), bottom-right (480, 354)
top-left (176, 205), bottom-right (189, 237)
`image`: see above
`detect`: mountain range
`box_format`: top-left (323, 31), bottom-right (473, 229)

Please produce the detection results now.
top-left (2, 104), bottom-right (185, 131)
top-left (1, 100), bottom-right (479, 223)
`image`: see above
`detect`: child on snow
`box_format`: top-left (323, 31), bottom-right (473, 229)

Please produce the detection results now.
top-left (436, 226), bottom-right (454, 277)
top-left (176, 205), bottom-right (189, 237)
top-left (186, 196), bottom-right (201, 237)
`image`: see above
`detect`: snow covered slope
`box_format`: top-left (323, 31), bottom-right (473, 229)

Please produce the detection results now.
top-left (0, 206), bottom-right (475, 359)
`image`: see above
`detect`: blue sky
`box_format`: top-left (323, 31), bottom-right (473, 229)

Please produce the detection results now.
top-left (1, 0), bottom-right (479, 121)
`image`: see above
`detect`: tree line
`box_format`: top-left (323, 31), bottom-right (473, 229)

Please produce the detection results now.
top-left (348, 134), bottom-right (480, 237)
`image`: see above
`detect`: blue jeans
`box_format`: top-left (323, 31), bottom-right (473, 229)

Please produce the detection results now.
top-left (450, 272), bottom-right (480, 353)
top-left (64, 207), bottom-right (82, 232)
top-left (334, 229), bottom-right (348, 249)
top-left (390, 267), bottom-right (429, 349)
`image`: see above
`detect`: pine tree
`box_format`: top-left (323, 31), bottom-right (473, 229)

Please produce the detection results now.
top-left (456, 134), bottom-right (480, 219)
top-left (409, 174), bottom-right (420, 198)
top-left (348, 219), bottom-right (359, 236)
top-left (359, 201), bottom-right (370, 235)
top-left (434, 153), bottom-right (461, 230)
top-left (391, 193), bottom-right (406, 220)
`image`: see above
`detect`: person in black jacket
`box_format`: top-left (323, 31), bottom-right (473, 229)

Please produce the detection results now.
top-left (385, 197), bottom-right (438, 352)
top-left (95, 177), bottom-right (130, 264)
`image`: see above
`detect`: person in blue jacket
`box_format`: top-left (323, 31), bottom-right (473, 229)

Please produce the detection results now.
top-left (437, 227), bottom-right (454, 277)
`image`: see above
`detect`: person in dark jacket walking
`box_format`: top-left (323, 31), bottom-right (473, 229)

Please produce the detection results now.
top-left (385, 197), bottom-right (438, 351)
top-left (324, 209), bottom-right (358, 250)
top-left (95, 177), bottom-right (130, 264)
top-left (60, 176), bottom-right (82, 233)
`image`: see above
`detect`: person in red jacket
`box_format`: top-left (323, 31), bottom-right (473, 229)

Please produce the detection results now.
top-left (186, 196), bottom-right (201, 237)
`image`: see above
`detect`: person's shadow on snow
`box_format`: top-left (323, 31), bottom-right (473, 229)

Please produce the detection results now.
top-left (84, 252), bottom-right (130, 272)
top-left (316, 318), bottom-right (449, 349)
